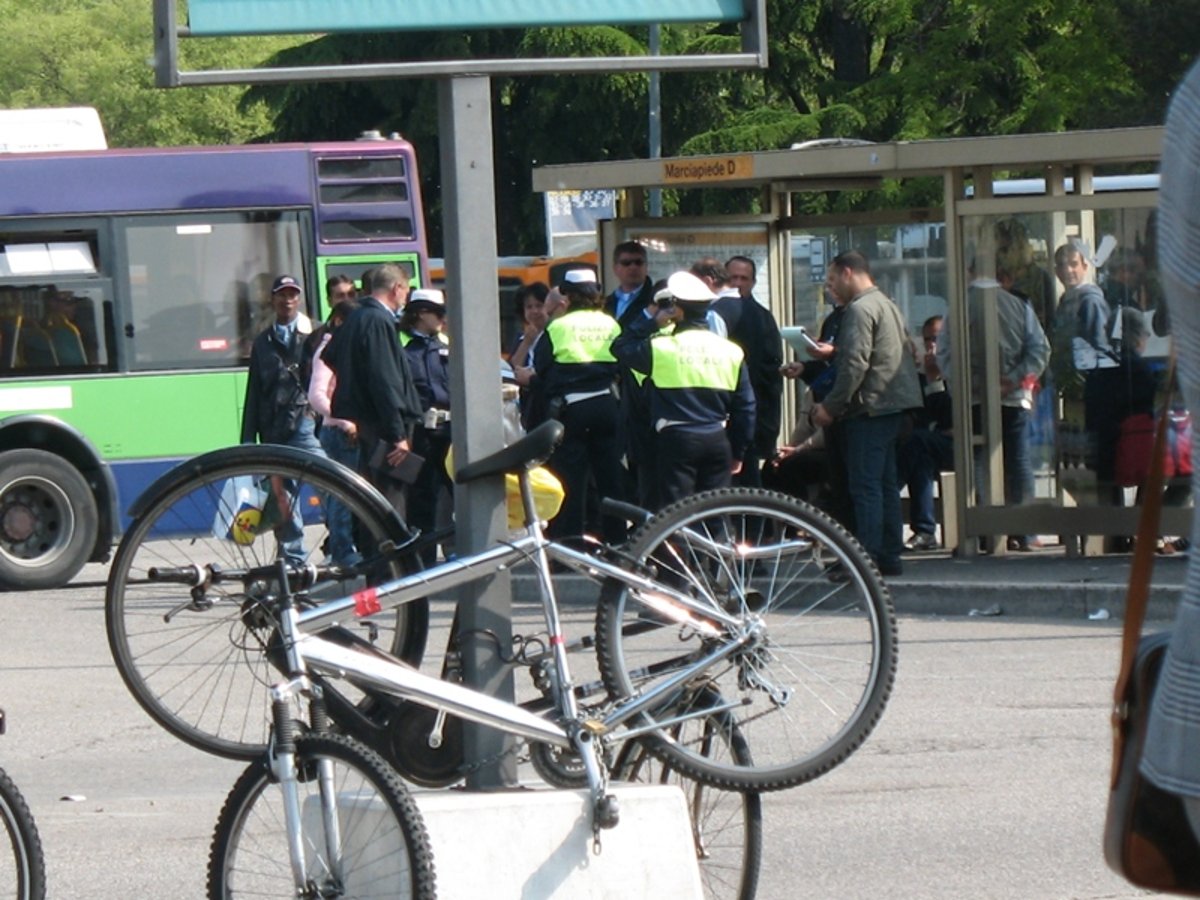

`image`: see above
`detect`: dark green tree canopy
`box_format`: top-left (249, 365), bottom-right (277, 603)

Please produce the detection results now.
top-left (4, 1), bottom-right (1194, 252)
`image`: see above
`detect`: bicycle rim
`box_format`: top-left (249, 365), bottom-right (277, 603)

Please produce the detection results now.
top-left (614, 710), bottom-right (762, 900)
top-left (209, 733), bottom-right (436, 900)
top-left (106, 449), bottom-right (426, 759)
top-left (597, 488), bottom-right (897, 791)
top-left (0, 767), bottom-right (45, 900)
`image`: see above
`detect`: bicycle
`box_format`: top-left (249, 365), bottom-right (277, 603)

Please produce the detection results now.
top-left (106, 420), bottom-right (896, 897)
top-left (0, 709), bottom-right (46, 900)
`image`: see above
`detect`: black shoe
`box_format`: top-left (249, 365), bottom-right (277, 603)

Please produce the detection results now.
top-left (904, 532), bottom-right (939, 552)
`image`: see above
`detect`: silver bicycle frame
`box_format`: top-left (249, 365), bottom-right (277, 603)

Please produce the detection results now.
top-left (286, 526), bottom-right (750, 746)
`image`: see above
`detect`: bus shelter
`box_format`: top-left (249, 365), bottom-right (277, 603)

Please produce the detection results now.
top-left (532, 127), bottom-right (1180, 555)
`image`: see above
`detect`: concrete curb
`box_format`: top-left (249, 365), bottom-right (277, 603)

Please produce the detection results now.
top-left (510, 571), bottom-right (1185, 623)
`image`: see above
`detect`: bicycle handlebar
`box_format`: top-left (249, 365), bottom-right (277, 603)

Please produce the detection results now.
top-left (600, 498), bottom-right (653, 528)
top-left (148, 561), bottom-right (338, 589)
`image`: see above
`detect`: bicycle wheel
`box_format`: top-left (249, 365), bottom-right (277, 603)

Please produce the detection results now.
top-left (106, 445), bottom-right (429, 760)
top-left (596, 488), bottom-right (897, 792)
top-left (613, 706), bottom-right (762, 900)
top-left (0, 766), bottom-right (44, 900)
top-left (208, 733), bottom-right (436, 900)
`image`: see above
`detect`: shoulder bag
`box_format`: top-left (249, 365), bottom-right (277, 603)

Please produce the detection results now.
top-left (1104, 359), bottom-right (1200, 894)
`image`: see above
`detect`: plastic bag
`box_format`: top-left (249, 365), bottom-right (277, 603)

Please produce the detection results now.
top-left (443, 447), bottom-right (564, 531)
top-left (212, 475), bottom-right (268, 544)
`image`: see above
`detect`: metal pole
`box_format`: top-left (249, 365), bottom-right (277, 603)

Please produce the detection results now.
top-left (436, 75), bottom-right (516, 789)
top-left (648, 25), bottom-right (663, 218)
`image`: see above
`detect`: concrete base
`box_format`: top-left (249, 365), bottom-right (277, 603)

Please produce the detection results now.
top-left (414, 784), bottom-right (704, 899)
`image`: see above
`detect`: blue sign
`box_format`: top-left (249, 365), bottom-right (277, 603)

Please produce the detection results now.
top-left (187, 0), bottom-right (747, 35)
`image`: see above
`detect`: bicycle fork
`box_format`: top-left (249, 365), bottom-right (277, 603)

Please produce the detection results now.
top-left (269, 679), bottom-right (349, 897)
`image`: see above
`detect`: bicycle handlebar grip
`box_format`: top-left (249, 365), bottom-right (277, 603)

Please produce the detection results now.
top-left (147, 564), bottom-right (204, 585)
top-left (600, 498), bottom-right (654, 527)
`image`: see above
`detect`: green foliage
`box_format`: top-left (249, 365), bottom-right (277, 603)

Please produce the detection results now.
top-left (0, 0), bottom-right (300, 147)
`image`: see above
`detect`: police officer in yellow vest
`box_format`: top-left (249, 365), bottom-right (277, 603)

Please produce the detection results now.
top-left (531, 269), bottom-right (628, 543)
top-left (612, 270), bottom-right (756, 506)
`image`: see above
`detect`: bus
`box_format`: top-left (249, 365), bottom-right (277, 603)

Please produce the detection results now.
top-left (0, 136), bottom-right (428, 589)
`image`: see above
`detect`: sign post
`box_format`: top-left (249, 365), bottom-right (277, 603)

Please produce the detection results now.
top-left (152, 0), bottom-right (767, 789)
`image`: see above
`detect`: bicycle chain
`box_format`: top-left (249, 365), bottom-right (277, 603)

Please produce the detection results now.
top-left (453, 736), bottom-right (529, 779)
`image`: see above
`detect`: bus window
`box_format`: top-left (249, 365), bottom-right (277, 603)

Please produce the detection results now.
top-left (121, 211), bottom-right (305, 370)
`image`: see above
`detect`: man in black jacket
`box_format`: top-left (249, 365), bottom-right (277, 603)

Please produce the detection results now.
top-left (603, 240), bottom-right (654, 326)
top-left (713, 255), bottom-right (784, 486)
top-left (604, 240), bottom-right (658, 507)
top-left (241, 274), bottom-right (323, 561)
top-left (324, 263), bottom-right (423, 491)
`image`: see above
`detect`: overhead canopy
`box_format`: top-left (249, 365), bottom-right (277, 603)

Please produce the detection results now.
top-left (532, 127), bottom-right (1165, 194)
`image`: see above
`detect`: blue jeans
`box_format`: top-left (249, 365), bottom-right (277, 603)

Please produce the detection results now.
top-left (318, 424), bottom-right (362, 566)
top-left (843, 413), bottom-right (904, 569)
top-left (971, 405), bottom-right (1031, 506)
top-left (275, 417), bottom-right (325, 564)
top-left (897, 428), bottom-right (954, 535)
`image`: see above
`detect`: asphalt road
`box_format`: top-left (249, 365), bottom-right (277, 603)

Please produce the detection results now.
top-left (0, 565), bottom-right (1171, 899)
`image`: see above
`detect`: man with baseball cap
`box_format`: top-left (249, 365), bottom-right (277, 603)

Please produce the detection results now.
top-left (611, 270), bottom-right (755, 506)
top-left (241, 273), bottom-right (323, 562)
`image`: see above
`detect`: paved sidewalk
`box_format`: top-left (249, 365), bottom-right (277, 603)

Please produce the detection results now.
top-left (887, 545), bottom-right (1187, 621)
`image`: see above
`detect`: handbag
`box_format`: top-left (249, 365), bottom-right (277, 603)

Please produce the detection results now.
top-left (1114, 404), bottom-right (1195, 488)
top-left (1114, 412), bottom-right (1155, 487)
top-left (1104, 357), bottom-right (1200, 894)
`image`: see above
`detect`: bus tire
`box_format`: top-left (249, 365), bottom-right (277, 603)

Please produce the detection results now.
top-left (0, 449), bottom-right (98, 591)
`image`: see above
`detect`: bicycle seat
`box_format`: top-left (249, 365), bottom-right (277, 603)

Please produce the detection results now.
top-left (454, 420), bottom-right (564, 484)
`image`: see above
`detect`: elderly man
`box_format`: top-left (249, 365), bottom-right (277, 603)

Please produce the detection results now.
top-left (709, 255), bottom-right (784, 486)
top-left (324, 263), bottom-right (422, 491)
top-left (812, 251), bottom-right (922, 577)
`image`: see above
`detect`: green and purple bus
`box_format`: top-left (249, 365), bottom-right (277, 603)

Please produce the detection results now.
top-left (0, 136), bottom-right (428, 589)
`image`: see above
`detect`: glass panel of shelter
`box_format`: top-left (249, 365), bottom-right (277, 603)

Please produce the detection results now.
top-left (787, 200), bottom-right (1176, 549)
top-left (960, 206), bottom-right (1171, 526)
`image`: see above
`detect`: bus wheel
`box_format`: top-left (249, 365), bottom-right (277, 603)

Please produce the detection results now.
top-left (0, 449), bottom-right (98, 591)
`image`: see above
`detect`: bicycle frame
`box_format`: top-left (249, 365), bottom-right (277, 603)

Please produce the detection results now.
top-left (283, 525), bottom-right (755, 752)
top-left (259, 485), bottom-right (760, 891)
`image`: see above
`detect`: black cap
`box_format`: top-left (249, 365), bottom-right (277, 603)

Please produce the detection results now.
top-left (271, 275), bottom-right (303, 294)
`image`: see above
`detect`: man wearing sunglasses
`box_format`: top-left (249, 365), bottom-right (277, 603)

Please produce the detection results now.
top-left (604, 241), bottom-right (654, 327)
top-left (605, 241), bottom-right (659, 507)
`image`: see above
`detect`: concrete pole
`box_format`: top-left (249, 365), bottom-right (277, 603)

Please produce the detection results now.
top-left (436, 74), bottom-right (517, 788)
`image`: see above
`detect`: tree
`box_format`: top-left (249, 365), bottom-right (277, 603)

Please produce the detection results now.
top-left (241, 2), bottom-right (1200, 251)
top-left (0, 0), bottom-right (300, 147)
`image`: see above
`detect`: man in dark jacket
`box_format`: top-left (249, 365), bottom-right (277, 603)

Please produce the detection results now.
top-left (241, 274), bottom-right (324, 561)
top-left (714, 255), bottom-right (784, 486)
top-left (604, 240), bottom-right (658, 507)
top-left (324, 263), bottom-right (423, 491)
top-left (603, 240), bottom-right (654, 327)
